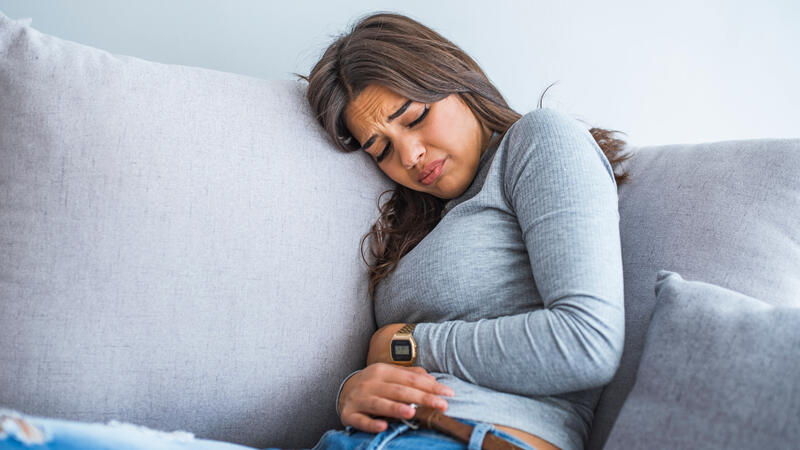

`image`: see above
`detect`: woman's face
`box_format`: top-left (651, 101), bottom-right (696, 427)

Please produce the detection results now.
top-left (344, 84), bottom-right (492, 199)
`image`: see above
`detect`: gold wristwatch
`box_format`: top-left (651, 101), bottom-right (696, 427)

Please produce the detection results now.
top-left (390, 323), bottom-right (418, 366)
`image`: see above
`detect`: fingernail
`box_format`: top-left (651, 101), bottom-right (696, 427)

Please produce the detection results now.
top-left (442, 388), bottom-right (455, 396)
top-left (435, 399), bottom-right (448, 409)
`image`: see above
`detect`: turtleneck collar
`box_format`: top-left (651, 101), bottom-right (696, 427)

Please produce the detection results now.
top-left (441, 130), bottom-right (502, 217)
top-left (477, 130), bottom-right (501, 172)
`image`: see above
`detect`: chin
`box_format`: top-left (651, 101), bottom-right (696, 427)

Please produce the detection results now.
top-left (437, 183), bottom-right (468, 200)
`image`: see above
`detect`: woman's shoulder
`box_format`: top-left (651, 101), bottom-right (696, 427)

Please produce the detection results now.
top-left (499, 107), bottom-right (607, 199)
top-left (499, 107), bottom-right (594, 167)
top-left (506, 107), bottom-right (588, 142)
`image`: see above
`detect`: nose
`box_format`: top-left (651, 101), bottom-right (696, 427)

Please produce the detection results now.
top-left (398, 138), bottom-right (425, 170)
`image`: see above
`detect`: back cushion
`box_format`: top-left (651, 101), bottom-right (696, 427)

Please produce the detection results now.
top-left (0, 12), bottom-right (390, 449)
top-left (587, 137), bottom-right (800, 448)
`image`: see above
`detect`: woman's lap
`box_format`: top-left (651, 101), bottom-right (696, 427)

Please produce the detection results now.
top-left (2, 407), bottom-right (537, 450)
top-left (304, 417), bottom-right (538, 450)
top-left (0, 408), bottom-right (255, 450)
top-left (306, 425), bottom-right (464, 450)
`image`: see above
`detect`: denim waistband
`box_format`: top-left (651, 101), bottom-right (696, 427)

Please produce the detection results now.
top-left (381, 415), bottom-right (537, 450)
top-left (452, 417), bottom-right (537, 450)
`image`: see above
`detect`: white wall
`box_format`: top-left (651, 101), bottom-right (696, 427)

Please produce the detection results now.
top-left (1, 0), bottom-right (797, 147)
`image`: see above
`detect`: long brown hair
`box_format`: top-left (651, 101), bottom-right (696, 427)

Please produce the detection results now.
top-left (296, 12), bottom-right (633, 302)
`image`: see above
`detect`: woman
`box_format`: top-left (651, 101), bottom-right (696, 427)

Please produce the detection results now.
top-left (0, 11), bottom-right (631, 450)
top-left (298, 11), bottom-right (631, 450)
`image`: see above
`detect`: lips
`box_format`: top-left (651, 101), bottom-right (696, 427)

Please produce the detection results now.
top-left (418, 158), bottom-right (445, 183)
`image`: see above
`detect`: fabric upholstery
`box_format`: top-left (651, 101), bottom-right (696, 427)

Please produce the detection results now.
top-left (587, 136), bottom-right (800, 448)
top-left (604, 270), bottom-right (800, 449)
top-left (0, 11), bottom-right (392, 449)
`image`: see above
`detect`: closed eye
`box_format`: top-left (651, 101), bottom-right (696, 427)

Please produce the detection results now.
top-left (376, 104), bottom-right (430, 163)
top-left (407, 104), bottom-right (430, 128)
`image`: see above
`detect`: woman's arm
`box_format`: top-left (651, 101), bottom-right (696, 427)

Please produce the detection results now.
top-left (411, 108), bottom-right (625, 396)
top-left (335, 369), bottom-right (362, 420)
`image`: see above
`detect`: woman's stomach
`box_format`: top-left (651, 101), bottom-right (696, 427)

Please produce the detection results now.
top-left (428, 372), bottom-right (596, 450)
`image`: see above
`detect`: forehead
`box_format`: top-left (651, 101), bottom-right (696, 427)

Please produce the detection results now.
top-left (344, 85), bottom-right (406, 139)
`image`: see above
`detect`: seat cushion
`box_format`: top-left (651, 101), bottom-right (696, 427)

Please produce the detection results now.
top-left (604, 270), bottom-right (800, 449)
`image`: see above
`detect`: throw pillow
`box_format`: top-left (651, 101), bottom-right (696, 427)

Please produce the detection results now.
top-left (604, 270), bottom-right (800, 449)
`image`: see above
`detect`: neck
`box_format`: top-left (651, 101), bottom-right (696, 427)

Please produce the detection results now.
top-left (479, 122), bottom-right (493, 157)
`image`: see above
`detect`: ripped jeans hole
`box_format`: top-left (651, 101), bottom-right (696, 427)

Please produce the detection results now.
top-left (0, 412), bottom-right (48, 445)
top-left (106, 420), bottom-right (196, 442)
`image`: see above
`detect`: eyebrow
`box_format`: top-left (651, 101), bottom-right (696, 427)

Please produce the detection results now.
top-left (357, 99), bottom-right (412, 152)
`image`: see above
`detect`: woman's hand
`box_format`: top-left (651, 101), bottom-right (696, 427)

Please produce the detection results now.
top-left (366, 323), bottom-right (406, 366)
top-left (337, 363), bottom-right (456, 433)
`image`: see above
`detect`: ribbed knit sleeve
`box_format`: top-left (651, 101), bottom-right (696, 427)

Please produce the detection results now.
top-left (411, 108), bottom-right (625, 397)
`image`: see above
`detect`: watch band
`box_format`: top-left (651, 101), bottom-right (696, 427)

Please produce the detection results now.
top-left (397, 323), bottom-right (417, 335)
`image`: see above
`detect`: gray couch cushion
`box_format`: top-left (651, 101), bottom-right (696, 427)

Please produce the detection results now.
top-left (604, 270), bottom-right (800, 449)
top-left (0, 11), bottom-right (391, 449)
top-left (588, 138), bottom-right (800, 448)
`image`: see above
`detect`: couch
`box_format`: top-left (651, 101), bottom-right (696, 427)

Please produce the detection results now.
top-left (2, 11), bottom-right (799, 450)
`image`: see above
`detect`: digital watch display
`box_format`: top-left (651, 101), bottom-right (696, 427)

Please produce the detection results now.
top-left (390, 323), bottom-right (417, 366)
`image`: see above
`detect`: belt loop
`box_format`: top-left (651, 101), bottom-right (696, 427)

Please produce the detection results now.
top-left (467, 421), bottom-right (495, 450)
top-left (365, 421), bottom-right (411, 450)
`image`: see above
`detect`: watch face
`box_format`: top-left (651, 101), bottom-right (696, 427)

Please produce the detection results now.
top-left (391, 340), bottom-right (413, 362)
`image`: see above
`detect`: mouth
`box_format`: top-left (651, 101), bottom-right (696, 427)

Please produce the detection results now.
top-left (418, 158), bottom-right (446, 185)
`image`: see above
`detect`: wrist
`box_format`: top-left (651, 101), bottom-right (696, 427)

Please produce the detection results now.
top-left (336, 369), bottom-right (361, 419)
top-left (390, 323), bottom-right (418, 366)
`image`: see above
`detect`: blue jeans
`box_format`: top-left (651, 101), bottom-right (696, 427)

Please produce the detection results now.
top-left (0, 408), bottom-right (254, 450)
top-left (297, 418), bottom-right (538, 450)
top-left (1, 408), bottom-right (537, 449)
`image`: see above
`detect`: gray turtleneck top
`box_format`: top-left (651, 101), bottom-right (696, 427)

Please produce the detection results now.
top-left (336, 107), bottom-right (624, 450)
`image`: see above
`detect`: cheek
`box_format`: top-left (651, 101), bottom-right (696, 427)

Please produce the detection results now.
top-left (425, 115), bottom-right (460, 153)
top-left (432, 104), bottom-right (474, 149)
top-left (382, 166), bottom-right (409, 185)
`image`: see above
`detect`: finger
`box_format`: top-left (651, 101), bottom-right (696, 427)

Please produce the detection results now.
top-left (366, 391), bottom-right (423, 419)
top-left (342, 411), bottom-right (389, 434)
top-left (376, 381), bottom-right (451, 414)
top-left (350, 382), bottom-right (442, 423)
top-left (389, 367), bottom-right (454, 398)
top-left (406, 366), bottom-right (437, 383)
top-left (407, 366), bottom-right (429, 375)
top-left (401, 366), bottom-right (436, 384)
top-left (359, 364), bottom-right (453, 414)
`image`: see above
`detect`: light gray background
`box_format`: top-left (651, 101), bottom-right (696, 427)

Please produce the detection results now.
top-left (0, 0), bottom-right (797, 147)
